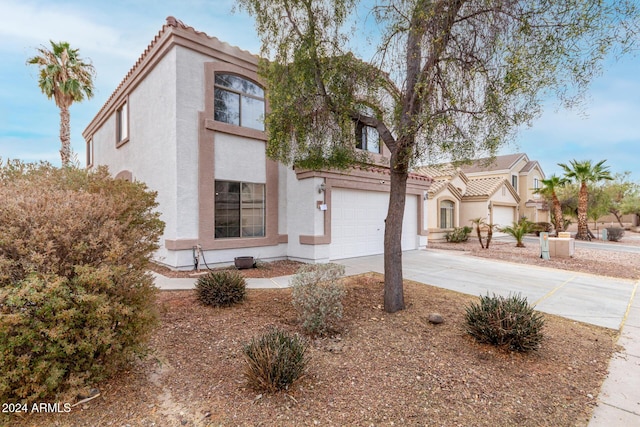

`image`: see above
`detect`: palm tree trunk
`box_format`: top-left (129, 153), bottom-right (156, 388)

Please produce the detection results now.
top-left (552, 193), bottom-right (564, 233)
top-left (59, 106), bottom-right (71, 166)
top-left (576, 182), bottom-right (590, 240)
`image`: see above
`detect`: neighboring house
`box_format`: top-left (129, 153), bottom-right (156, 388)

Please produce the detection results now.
top-left (414, 153), bottom-right (548, 241)
top-left (82, 17), bottom-right (432, 270)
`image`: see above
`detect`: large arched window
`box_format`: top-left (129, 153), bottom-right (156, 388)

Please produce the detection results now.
top-left (214, 74), bottom-right (265, 131)
top-left (440, 200), bottom-right (454, 229)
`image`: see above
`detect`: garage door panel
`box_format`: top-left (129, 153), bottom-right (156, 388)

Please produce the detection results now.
top-left (493, 206), bottom-right (515, 229)
top-left (330, 189), bottom-right (418, 260)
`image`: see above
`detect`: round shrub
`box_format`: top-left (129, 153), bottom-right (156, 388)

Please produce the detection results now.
top-left (196, 270), bottom-right (247, 307)
top-left (0, 161), bottom-right (164, 404)
top-left (243, 328), bottom-right (309, 392)
top-left (464, 293), bottom-right (545, 352)
top-left (291, 263), bottom-right (346, 336)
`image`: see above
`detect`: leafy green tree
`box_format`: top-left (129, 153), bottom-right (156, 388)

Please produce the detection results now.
top-left (28, 41), bottom-right (95, 166)
top-left (534, 175), bottom-right (568, 233)
top-left (559, 159), bottom-right (613, 240)
top-left (601, 172), bottom-right (640, 226)
top-left (237, 0), bottom-right (638, 312)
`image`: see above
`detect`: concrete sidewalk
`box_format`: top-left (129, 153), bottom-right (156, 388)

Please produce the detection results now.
top-left (153, 249), bottom-right (639, 425)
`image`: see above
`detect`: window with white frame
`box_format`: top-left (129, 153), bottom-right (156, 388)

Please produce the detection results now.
top-left (215, 181), bottom-right (265, 238)
top-left (440, 200), bottom-right (455, 229)
top-left (116, 101), bottom-right (129, 146)
top-left (214, 74), bottom-right (265, 131)
top-left (511, 175), bottom-right (518, 190)
top-left (534, 178), bottom-right (539, 189)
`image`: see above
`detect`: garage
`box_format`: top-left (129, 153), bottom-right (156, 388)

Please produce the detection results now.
top-left (492, 205), bottom-right (516, 229)
top-left (330, 188), bottom-right (418, 260)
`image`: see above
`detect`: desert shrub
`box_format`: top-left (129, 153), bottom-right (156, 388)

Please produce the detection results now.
top-left (606, 227), bottom-right (625, 242)
top-left (464, 293), bottom-right (545, 352)
top-left (0, 161), bottom-right (164, 404)
top-left (532, 222), bottom-right (553, 236)
top-left (445, 226), bottom-right (472, 243)
top-left (196, 270), bottom-right (246, 307)
top-left (291, 263), bottom-right (346, 336)
top-left (243, 328), bottom-right (309, 392)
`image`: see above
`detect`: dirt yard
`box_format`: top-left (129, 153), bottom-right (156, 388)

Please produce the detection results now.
top-left (8, 270), bottom-right (618, 427)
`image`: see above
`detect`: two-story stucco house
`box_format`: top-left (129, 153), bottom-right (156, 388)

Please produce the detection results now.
top-left (415, 153), bottom-right (548, 240)
top-left (82, 17), bottom-right (432, 270)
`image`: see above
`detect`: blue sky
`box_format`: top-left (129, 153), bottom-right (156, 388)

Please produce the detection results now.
top-left (1, 0), bottom-right (638, 182)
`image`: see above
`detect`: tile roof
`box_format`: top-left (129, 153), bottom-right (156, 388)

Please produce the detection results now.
top-left (463, 177), bottom-right (505, 198)
top-left (413, 164), bottom-right (458, 179)
top-left (458, 153), bottom-right (527, 174)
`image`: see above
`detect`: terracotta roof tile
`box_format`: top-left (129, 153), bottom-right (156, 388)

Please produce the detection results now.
top-left (463, 177), bottom-right (505, 198)
top-left (459, 153), bottom-right (527, 174)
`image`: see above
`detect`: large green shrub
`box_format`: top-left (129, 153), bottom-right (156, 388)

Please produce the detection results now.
top-left (291, 263), bottom-right (346, 336)
top-left (243, 328), bottom-right (309, 393)
top-left (196, 270), bottom-right (247, 307)
top-left (464, 293), bottom-right (545, 352)
top-left (0, 161), bottom-right (164, 404)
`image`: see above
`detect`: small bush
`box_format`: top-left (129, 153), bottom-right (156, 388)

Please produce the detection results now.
top-left (0, 161), bottom-right (163, 404)
top-left (606, 227), bottom-right (625, 242)
top-left (532, 222), bottom-right (553, 236)
top-left (196, 270), bottom-right (247, 307)
top-left (243, 328), bottom-right (309, 392)
top-left (464, 293), bottom-right (545, 352)
top-left (291, 264), bottom-right (346, 336)
top-left (445, 226), bottom-right (472, 243)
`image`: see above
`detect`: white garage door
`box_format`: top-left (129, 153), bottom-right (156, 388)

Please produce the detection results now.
top-left (330, 188), bottom-right (418, 260)
top-left (492, 206), bottom-right (516, 229)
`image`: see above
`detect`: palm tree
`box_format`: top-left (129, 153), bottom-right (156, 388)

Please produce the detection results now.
top-left (500, 218), bottom-right (534, 248)
top-left (469, 217), bottom-right (495, 249)
top-left (558, 159), bottom-right (613, 240)
top-left (534, 174), bottom-right (568, 234)
top-left (28, 41), bottom-right (95, 166)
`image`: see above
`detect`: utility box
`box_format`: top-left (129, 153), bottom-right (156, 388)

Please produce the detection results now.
top-left (548, 237), bottom-right (575, 258)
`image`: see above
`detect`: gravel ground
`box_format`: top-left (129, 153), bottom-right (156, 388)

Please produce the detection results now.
top-left (428, 233), bottom-right (640, 281)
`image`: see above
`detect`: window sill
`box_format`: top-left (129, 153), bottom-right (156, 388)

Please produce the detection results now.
top-left (205, 119), bottom-right (266, 141)
top-left (116, 137), bottom-right (130, 148)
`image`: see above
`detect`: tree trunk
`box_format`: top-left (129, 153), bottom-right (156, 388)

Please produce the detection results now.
top-left (384, 158), bottom-right (408, 313)
top-left (576, 182), bottom-right (590, 240)
top-left (486, 225), bottom-right (493, 249)
top-left (552, 193), bottom-right (564, 233)
top-left (59, 106), bottom-right (71, 166)
top-left (610, 209), bottom-right (624, 227)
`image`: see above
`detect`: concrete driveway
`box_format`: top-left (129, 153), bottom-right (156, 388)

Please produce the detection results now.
top-left (339, 249), bottom-right (637, 330)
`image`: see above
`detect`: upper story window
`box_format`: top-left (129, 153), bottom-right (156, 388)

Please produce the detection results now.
top-left (214, 74), bottom-right (265, 131)
top-left (355, 120), bottom-right (381, 154)
top-left (534, 178), bottom-right (539, 189)
top-left (116, 100), bottom-right (129, 147)
top-left (511, 175), bottom-right (518, 190)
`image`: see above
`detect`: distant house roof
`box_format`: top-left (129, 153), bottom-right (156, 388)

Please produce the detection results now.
top-left (463, 177), bottom-right (505, 198)
top-left (458, 153), bottom-right (528, 174)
